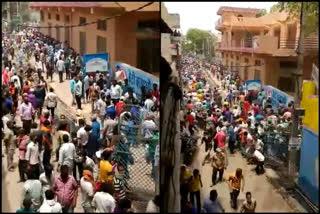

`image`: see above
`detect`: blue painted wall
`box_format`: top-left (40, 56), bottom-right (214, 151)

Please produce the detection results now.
top-left (298, 127), bottom-right (319, 206)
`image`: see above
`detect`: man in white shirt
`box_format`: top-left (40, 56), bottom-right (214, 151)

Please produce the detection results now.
top-left (39, 164), bottom-right (55, 199)
top-left (92, 183), bottom-right (116, 212)
top-left (23, 169), bottom-right (43, 211)
top-left (141, 116), bottom-right (156, 139)
top-left (103, 115), bottom-right (118, 140)
top-left (144, 94), bottom-right (154, 112)
top-left (56, 57), bottom-right (65, 83)
top-left (11, 72), bottom-right (21, 90)
top-left (253, 149), bottom-right (265, 175)
top-left (96, 94), bottom-right (106, 128)
top-left (77, 120), bottom-right (90, 147)
top-left (110, 80), bottom-right (122, 105)
top-left (75, 77), bottom-right (83, 110)
top-left (26, 133), bottom-right (40, 178)
top-left (39, 189), bottom-right (62, 213)
top-left (44, 87), bottom-right (58, 118)
top-left (80, 171), bottom-right (95, 212)
top-left (58, 134), bottom-right (76, 174)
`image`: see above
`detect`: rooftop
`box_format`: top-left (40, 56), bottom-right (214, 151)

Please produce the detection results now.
top-left (217, 6), bottom-right (261, 15)
top-left (29, 2), bottom-right (159, 11)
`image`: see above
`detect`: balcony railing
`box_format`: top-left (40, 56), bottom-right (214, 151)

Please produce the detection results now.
top-left (279, 38), bottom-right (318, 51)
top-left (216, 36), bottom-right (318, 55)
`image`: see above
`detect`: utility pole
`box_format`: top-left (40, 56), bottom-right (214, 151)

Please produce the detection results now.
top-left (288, 2), bottom-right (305, 180)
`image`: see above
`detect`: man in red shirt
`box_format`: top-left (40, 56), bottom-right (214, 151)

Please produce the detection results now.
top-left (214, 130), bottom-right (226, 149)
top-left (115, 97), bottom-right (125, 117)
top-left (252, 104), bottom-right (259, 116)
top-left (22, 81), bottom-right (31, 95)
top-left (152, 83), bottom-right (159, 106)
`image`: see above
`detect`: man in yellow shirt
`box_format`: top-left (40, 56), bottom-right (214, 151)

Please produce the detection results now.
top-left (98, 150), bottom-right (113, 184)
top-left (227, 168), bottom-right (245, 209)
top-left (180, 165), bottom-right (192, 208)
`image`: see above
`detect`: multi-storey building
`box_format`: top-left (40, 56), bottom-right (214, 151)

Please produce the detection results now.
top-left (29, 2), bottom-right (160, 75)
top-left (215, 6), bottom-right (318, 94)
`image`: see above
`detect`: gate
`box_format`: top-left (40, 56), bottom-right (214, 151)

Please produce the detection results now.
top-left (112, 104), bottom-right (159, 197)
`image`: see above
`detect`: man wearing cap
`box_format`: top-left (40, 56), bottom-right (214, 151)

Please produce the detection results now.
top-left (211, 148), bottom-right (227, 186)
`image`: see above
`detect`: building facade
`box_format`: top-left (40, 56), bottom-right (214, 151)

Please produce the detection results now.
top-left (215, 6), bottom-right (319, 94)
top-left (161, 3), bottom-right (181, 75)
top-left (29, 2), bottom-right (160, 76)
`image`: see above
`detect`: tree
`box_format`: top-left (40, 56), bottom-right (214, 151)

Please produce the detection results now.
top-left (182, 28), bottom-right (217, 57)
top-left (270, 2), bottom-right (318, 36)
top-left (256, 9), bottom-right (267, 18)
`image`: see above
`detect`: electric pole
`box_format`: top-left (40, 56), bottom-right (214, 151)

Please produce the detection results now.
top-left (288, 2), bottom-right (305, 180)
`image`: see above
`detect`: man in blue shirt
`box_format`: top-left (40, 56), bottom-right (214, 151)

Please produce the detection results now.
top-left (227, 124), bottom-right (236, 154)
top-left (202, 189), bottom-right (224, 213)
top-left (70, 76), bottom-right (76, 105)
top-left (91, 116), bottom-right (101, 140)
top-left (105, 100), bottom-right (116, 120)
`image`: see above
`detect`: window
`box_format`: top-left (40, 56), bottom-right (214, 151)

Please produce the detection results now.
top-left (40, 11), bottom-right (44, 22)
top-left (56, 25), bottom-right (60, 41)
top-left (97, 36), bottom-right (107, 53)
top-left (65, 27), bottom-right (70, 43)
top-left (278, 77), bottom-right (295, 92)
top-left (280, 61), bottom-right (297, 68)
top-left (80, 17), bottom-right (86, 25)
top-left (244, 66), bottom-right (248, 80)
top-left (97, 19), bottom-right (107, 31)
top-left (138, 19), bottom-right (159, 29)
top-left (65, 15), bottom-right (70, 23)
top-left (254, 69), bottom-right (261, 79)
top-left (236, 56), bottom-right (239, 60)
top-left (245, 58), bottom-right (249, 63)
top-left (255, 60), bottom-right (261, 66)
top-left (230, 54), bottom-right (233, 59)
top-left (56, 14), bottom-right (60, 21)
top-left (80, 32), bottom-right (86, 55)
top-left (222, 52), bottom-right (224, 58)
top-left (48, 13), bottom-right (51, 20)
top-left (48, 23), bottom-right (52, 37)
top-left (226, 54), bottom-right (228, 57)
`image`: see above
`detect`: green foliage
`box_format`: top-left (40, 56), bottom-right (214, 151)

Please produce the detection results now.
top-left (182, 28), bottom-right (217, 57)
top-left (270, 2), bottom-right (319, 36)
top-left (256, 9), bottom-right (267, 18)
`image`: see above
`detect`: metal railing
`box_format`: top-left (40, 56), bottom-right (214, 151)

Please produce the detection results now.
top-left (114, 104), bottom-right (159, 197)
top-left (279, 39), bottom-right (319, 50)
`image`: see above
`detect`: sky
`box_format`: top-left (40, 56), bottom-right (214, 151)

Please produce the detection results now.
top-left (164, 2), bottom-right (278, 35)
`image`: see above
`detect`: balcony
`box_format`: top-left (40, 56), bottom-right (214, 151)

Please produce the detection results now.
top-left (215, 16), bottom-right (231, 30)
top-left (171, 35), bottom-right (181, 44)
top-left (216, 35), bottom-right (319, 56)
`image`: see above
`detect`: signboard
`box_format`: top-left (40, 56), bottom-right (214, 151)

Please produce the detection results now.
top-left (83, 53), bottom-right (110, 76)
top-left (114, 62), bottom-right (159, 100)
top-left (312, 64), bottom-right (318, 90)
top-left (245, 80), bottom-right (262, 92)
top-left (264, 85), bottom-right (294, 112)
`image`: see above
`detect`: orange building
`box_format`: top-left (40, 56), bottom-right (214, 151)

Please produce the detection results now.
top-left (29, 2), bottom-right (160, 76)
top-left (215, 6), bottom-right (318, 94)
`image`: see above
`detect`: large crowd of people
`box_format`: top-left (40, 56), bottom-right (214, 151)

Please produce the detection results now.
top-left (179, 54), bottom-right (300, 213)
top-left (2, 28), bottom-right (160, 213)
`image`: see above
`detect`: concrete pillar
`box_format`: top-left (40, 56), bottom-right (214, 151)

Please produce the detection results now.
top-left (280, 23), bottom-right (288, 48)
top-left (227, 30), bottom-right (232, 47)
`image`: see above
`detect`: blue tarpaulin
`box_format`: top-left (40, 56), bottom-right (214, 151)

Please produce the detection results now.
top-left (114, 62), bottom-right (159, 100)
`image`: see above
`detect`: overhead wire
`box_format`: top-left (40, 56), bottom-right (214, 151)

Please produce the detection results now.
top-left (2, 2), bottom-right (154, 29)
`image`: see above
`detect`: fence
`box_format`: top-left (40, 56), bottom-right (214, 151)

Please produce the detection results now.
top-left (262, 130), bottom-right (301, 169)
top-left (113, 104), bottom-right (159, 198)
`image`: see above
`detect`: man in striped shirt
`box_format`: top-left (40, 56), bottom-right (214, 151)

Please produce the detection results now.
top-left (113, 163), bottom-right (126, 201)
